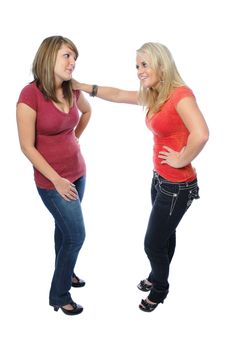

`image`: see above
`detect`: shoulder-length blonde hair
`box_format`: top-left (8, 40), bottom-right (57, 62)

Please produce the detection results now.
top-left (32, 35), bottom-right (78, 106)
top-left (137, 42), bottom-right (185, 113)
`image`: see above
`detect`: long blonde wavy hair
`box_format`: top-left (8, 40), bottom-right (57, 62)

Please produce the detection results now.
top-left (32, 35), bottom-right (78, 106)
top-left (137, 42), bottom-right (185, 113)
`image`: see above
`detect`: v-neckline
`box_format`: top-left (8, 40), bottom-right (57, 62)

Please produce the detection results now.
top-left (52, 101), bottom-right (71, 115)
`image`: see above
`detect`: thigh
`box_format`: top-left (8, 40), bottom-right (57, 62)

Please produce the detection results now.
top-left (146, 189), bottom-right (175, 249)
top-left (146, 182), bottom-right (190, 249)
top-left (38, 188), bottom-right (85, 239)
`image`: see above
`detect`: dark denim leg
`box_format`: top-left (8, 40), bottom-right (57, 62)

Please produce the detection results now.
top-left (54, 176), bottom-right (86, 261)
top-left (144, 173), bottom-right (199, 303)
top-left (37, 180), bottom-right (86, 307)
top-left (147, 231), bottom-right (175, 283)
top-left (168, 230), bottom-right (176, 263)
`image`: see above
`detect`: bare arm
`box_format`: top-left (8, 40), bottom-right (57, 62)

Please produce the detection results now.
top-left (16, 103), bottom-right (78, 200)
top-left (72, 79), bottom-right (139, 105)
top-left (74, 92), bottom-right (92, 139)
top-left (158, 96), bottom-right (209, 168)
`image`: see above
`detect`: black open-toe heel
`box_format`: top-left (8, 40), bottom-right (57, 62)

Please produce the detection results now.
top-left (137, 279), bottom-right (153, 292)
top-left (72, 273), bottom-right (85, 288)
top-left (139, 299), bottom-right (159, 312)
top-left (53, 301), bottom-right (83, 315)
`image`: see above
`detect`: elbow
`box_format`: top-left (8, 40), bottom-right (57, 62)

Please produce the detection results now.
top-left (20, 145), bottom-right (29, 157)
top-left (19, 143), bottom-right (33, 158)
top-left (201, 129), bottom-right (209, 146)
top-left (196, 128), bottom-right (209, 148)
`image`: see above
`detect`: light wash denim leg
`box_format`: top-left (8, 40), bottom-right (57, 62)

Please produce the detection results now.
top-left (37, 176), bottom-right (86, 307)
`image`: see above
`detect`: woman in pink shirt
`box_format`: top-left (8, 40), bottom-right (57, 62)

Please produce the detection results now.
top-left (73, 42), bottom-right (209, 312)
top-left (17, 36), bottom-right (91, 316)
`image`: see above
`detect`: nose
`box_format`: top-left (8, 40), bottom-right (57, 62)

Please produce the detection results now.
top-left (137, 67), bottom-right (145, 79)
top-left (137, 65), bottom-right (145, 75)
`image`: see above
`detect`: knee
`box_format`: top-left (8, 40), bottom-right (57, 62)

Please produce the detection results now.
top-left (64, 231), bottom-right (85, 252)
top-left (144, 240), bottom-right (167, 260)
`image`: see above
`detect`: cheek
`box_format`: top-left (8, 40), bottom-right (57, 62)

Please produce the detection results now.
top-left (151, 73), bottom-right (159, 84)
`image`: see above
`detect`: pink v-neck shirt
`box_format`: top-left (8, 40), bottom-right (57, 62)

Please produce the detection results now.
top-left (18, 82), bottom-right (86, 189)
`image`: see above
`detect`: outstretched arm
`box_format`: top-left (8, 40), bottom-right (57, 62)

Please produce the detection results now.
top-left (72, 80), bottom-right (139, 105)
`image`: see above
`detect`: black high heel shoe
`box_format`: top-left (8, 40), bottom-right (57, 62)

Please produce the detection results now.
top-left (54, 301), bottom-right (83, 315)
top-left (139, 299), bottom-right (159, 312)
top-left (72, 273), bottom-right (85, 288)
top-left (137, 279), bottom-right (153, 292)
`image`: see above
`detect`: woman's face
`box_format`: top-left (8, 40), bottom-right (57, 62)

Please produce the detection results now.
top-left (54, 43), bottom-right (77, 85)
top-left (136, 53), bottom-right (160, 89)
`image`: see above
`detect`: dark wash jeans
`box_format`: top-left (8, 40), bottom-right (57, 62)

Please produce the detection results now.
top-left (144, 171), bottom-right (199, 303)
top-left (37, 176), bottom-right (86, 307)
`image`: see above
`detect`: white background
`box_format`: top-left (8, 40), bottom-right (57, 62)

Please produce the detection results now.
top-left (1, 0), bottom-right (231, 349)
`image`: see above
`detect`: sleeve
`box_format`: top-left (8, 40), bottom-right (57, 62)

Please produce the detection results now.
top-left (73, 89), bottom-right (81, 101)
top-left (17, 84), bottom-right (38, 111)
top-left (172, 86), bottom-right (195, 107)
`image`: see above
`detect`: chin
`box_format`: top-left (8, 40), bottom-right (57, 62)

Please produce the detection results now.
top-left (141, 83), bottom-right (152, 89)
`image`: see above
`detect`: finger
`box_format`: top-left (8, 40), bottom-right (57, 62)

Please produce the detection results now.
top-left (162, 146), bottom-right (172, 152)
top-left (64, 193), bottom-right (77, 201)
top-left (62, 195), bottom-right (71, 202)
top-left (66, 190), bottom-right (78, 200)
top-left (69, 192), bottom-right (78, 199)
top-left (70, 184), bottom-right (78, 194)
top-left (159, 151), bottom-right (169, 156)
top-left (158, 154), bottom-right (168, 159)
top-left (70, 187), bottom-right (78, 195)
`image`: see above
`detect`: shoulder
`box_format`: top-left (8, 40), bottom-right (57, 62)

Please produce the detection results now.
top-left (170, 86), bottom-right (195, 106)
top-left (72, 89), bottom-right (81, 100)
top-left (18, 82), bottom-right (39, 99)
top-left (17, 82), bottom-right (39, 110)
top-left (19, 81), bottom-right (37, 94)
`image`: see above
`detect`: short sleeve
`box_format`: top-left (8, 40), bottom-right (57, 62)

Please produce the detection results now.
top-left (17, 83), bottom-right (38, 111)
top-left (171, 86), bottom-right (195, 107)
top-left (73, 89), bottom-right (81, 100)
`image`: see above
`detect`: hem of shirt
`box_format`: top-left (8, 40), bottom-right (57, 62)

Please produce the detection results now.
top-left (35, 171), bottom-right (86, 190)
top-left (154, 169), bottom-right (197, 183)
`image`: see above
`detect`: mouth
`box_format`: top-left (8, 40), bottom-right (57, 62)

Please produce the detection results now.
top-left (66, 68), bottom-right (74, 74)
top-left (139, 75), bottom-right (148, 81)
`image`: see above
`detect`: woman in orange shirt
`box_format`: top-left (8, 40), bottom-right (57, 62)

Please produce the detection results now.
top-left (72, 42), bottom-right (209, 312)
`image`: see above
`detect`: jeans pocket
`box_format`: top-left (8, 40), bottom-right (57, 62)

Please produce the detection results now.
top-left (156, 182), bottom-right (179, 216)
top-left (186, 186), bottom-right (200, 208)
top-left (157, 182), bottom-right (179, 197)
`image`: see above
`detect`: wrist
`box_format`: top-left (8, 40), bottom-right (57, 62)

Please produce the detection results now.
top-left (50, 175), bottom-right (62, 185)
top-left (89, 84), bottom-right (98, 97)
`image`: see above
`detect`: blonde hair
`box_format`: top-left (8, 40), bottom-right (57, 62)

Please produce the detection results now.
top-left (32, 35), bottom-right (78, 106)
top-left (136, 42), bottom-right (185, 113)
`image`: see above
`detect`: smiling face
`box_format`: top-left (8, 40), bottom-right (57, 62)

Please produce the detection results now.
top-left (136, 53), bottom-right (160, 89)
top-left (54, 44), bottom-right (77, 85)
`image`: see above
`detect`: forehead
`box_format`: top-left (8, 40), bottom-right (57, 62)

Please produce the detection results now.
top-left (58, 43), bottom-right (75, 53)
top-left (136, 52), bottom-right (151, 64)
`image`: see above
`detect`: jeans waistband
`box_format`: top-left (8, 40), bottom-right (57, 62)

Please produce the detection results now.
top-left (153, 171), bottom-right (198, 190)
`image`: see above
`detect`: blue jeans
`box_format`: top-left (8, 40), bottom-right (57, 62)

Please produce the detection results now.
top-left (144, 171), bottom-right (199, 303)
top-left (37, 176), bottom-right (86, 306)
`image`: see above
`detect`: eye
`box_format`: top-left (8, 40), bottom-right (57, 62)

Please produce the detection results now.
top-left (142, 61), bottom-right (148, 68)
top-left (64, 53), bottom-right (70, 58)
top-left (136, 64), bottom-right (139, 70)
